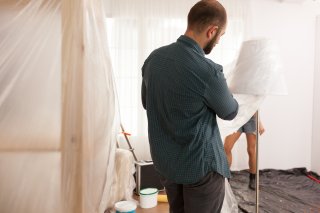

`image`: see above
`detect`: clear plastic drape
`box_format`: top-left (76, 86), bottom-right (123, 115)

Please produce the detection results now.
top-left (0, 0), bottom-right (119, 212)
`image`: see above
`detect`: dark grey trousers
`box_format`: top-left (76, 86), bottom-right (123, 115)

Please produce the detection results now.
top-left (160, 172), bottom-right (225, 213)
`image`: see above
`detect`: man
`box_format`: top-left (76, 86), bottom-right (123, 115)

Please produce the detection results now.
top-left (141, 0), bottom-right (238, 212)
top-left (224, 113), bottom-right (265, 190)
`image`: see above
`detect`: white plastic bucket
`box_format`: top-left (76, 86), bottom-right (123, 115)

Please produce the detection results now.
top-left (139, 188), bottom-right (159, 209)
top-left (114, 200), bottom-right (137, 213)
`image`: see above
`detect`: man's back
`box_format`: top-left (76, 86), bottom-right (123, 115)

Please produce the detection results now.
top-left (142, 35), bottom-right (238, 184)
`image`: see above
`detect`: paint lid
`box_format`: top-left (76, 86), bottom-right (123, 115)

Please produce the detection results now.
top-left (139, 188), bottom-right (158, 195)
top-left (114, 201), bottom-right (137, 211)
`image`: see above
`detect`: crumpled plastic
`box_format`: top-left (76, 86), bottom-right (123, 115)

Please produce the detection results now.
top-left (230, 168), bottom-right (320, 213)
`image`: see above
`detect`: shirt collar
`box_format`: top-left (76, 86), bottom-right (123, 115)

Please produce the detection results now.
top-left (177, 35), bottom-right (205, 56)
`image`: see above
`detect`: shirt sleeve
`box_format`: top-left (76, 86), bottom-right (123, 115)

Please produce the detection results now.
top-left (203, 65), bottom-right (239, 120)
top-left (141, 80), bottom-right (146, 109)
top-left (141, 64), bottom-right (147, 110)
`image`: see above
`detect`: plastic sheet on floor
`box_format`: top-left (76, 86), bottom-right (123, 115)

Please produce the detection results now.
top-left (230, 168), bottom-right (320, 213)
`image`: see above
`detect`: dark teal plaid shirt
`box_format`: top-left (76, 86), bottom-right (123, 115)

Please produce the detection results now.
top-left (141, 35), bottom-right (238, 184)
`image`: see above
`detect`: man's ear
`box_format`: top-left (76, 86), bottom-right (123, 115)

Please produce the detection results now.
top-left (206, 25), bottom-right (219, 38)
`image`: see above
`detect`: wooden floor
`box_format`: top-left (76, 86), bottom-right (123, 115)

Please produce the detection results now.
top-left (134, 193), bottom-right (169, 213)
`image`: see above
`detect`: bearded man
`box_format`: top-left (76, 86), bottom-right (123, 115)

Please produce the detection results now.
top-left (141, 1), bottom-right (239, 212)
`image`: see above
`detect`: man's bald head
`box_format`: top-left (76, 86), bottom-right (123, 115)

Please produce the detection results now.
top-left (187, 0), bottom-right (227, 34)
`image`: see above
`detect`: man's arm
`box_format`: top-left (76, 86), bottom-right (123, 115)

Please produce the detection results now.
top-left (204, 66), bottom-right (238, 120)
top-left (141, 79), bottom-right (146, 110)
top-left (141, 63), bottom-right (147, 110)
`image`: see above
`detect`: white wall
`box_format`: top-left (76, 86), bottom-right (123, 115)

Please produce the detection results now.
top-left (231, 0), bottom-right (320, 172)
top-left (312, 16), bottom-right (320, 174)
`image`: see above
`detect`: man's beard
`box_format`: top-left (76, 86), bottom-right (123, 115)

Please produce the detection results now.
top-left (203, 29), bottom-right (221, 55)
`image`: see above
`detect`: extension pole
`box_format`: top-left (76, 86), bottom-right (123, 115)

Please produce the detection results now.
top-left (255, 111), bottom-right (260, 213)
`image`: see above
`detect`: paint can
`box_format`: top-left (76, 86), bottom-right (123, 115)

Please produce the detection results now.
top-left (139, 188), bottom-right (159, 208)
top-left (115, 200), bottom-right (137, 213)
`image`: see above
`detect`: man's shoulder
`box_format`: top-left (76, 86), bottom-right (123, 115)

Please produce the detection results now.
top-left (150, 42), bottom-right (176, 56)
top-left (200, 58), bottom-right (225, 81)
top-left (204, 58), bottom-right (223, 73)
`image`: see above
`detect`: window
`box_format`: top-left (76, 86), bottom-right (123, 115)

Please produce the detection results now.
top-left (106, 3), bottom-right (246, 136)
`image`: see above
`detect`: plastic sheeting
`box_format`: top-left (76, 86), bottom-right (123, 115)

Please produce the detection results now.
top-left (222, 179), bottom-right (239, 213)
top-left (230, 168), bottom-right (320, 212)
top-left (108, 149), bottom-right (136, 212)
top-left (228, 39), bottom-right (287, 96)
top-left (0, 0), bottom-right (120, 212)
top-left (218, 39), bottom-right (287, 138)
top-left (218, 94), bottom-right (265, 139)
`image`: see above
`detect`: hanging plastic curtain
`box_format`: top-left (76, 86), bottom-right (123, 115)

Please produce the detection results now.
top-left (0, 0), bottom-right (119, 212)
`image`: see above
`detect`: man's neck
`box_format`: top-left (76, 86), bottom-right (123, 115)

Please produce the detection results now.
top-left (184, 30), bottom-right (206, 50)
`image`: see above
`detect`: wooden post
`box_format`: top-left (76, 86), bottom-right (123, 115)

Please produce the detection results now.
top-left (61, 0), bottom-right (85, 212)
